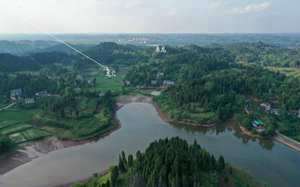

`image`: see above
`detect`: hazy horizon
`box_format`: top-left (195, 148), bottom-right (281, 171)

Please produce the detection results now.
top-left (1, 0), bottom-right (300, 34)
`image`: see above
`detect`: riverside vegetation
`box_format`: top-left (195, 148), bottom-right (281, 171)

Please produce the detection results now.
top-left (0, 39), bottom-right (300, 187)
top-left (125, 44), bottom-right (300, 141)
top-left (1, 41), bottom-right (300, 155)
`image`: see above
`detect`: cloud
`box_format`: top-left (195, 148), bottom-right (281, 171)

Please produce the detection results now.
top-left (0, 0), bottom-right (299, 33)
top-left (230, 2), bottom-right (271, 15)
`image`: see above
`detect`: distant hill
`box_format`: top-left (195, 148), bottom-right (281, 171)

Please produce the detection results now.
top-left (226, 42), bottom-right (300, 67)
top-left (0, 40), bottom-right (57, 55)
top-left (39, 43), bottom-right (95, 54)
top-left (2, 33), bottom-right (300, 47)
top-left (84, 42), bottom-right (149, 65)
top-left (0, 52), bottom-right (74, 72)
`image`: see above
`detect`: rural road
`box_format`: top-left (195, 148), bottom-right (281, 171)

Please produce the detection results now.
top-left (0, 103), bottom-right (16, 112)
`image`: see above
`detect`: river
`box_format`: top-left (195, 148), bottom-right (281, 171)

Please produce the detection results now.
top-left (1, 103), bottom-right (300, 187)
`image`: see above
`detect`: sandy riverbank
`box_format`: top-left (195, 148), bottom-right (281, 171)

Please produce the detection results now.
top-left (0, 96), bottom-right (145, 176)
top-left (274, 132), bottom-right (300, 152)
top-left (238, 126), bottom-right (260, 139)
top-left (0, 119), bottom-right (120, 175)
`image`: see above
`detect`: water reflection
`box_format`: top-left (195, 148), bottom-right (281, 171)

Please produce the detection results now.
top-left (169, 120), bottom-right (275, 151)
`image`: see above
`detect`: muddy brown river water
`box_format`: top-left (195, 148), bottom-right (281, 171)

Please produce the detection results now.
top-left (1, 103), bottom-right (300, 187)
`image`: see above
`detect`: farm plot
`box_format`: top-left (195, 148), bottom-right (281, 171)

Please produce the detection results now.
top-left (9, 129), bottom-right (50, 144)
top-left (0, 121), bottom-right (19, 130)
top-left (0, 121), bottom-right (50, 144)
top-left (1, 124), bottom-right (32, 135)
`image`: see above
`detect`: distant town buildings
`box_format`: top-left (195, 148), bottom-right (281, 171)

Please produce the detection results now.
top-left (155, 45), bottom-right (167, 54)
top-left (10, 89), bottom-right (51, 105)
top-left (150, 91), bottom-right (161, 96)
top-left (105, 67), bottom-right (116, 78)
top-left (252, 119), bottom-right (265, 133)
top-left (124, 80), bottom-right (131, 86)
top-left (270, 108), bottom-right (280, 116)
top-left (157, 72), bottom-right (164, 78)
top-left (24, 98), bottom-right (35, 105)
top-left (260, 103), bottom-right (271, 112)
top-left (260, 102), bottom-right (280, 116)
top-left (98, 92), bottom-right (105, 97)
top-left (10, 89), bottom-right (22, 101)
top-left (163, 80), bottom-right (175, 87)
top-left (35, 91), bottom-right (48, 97)
top-left (151, 80), bottom-right (158, 86)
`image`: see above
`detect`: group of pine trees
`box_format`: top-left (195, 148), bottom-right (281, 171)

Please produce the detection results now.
top-left (75, 138), bottom-right (261, 187)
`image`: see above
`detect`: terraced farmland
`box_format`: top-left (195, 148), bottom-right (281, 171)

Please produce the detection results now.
top-left (0, 121), bottom-right (50, 144)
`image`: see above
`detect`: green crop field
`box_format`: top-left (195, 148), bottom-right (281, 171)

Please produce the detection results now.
top-left (0, 121), bottom-right (19, 130)
top-left (9, 132), bottom-right (27, 143)
top-left (22, 129), bottom-right (50, 141)
top-left (8, 129), bottom-right (50, 144)
top-left (0, 107), bottom-right (39, 122)
top-left (0, 124), bottom-right (32, 135)
top-left (34, 110), bottom-right (111, 140)
top-left (0, 107), bottom-right (50, 144)
top-left (95, 74), bottom-right (123, 92)
top-left (83, 67), bottom-right (126, 93)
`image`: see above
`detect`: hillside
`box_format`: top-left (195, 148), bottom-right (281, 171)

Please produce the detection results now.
top-left (125, 44), bottom-right (300, 140)
top-left (74, 137), bottom-right (261, 187)
top-left (85, 42), bottom-right (150, 66)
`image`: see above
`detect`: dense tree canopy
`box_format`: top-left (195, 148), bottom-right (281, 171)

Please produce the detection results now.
top-left (75, 138), bottom-right (260, 187)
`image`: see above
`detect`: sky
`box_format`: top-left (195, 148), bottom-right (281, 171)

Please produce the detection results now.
top-left (0, 0), bottom-right (299, 33)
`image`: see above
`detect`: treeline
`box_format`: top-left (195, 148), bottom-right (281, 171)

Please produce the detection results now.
top-left (125, 44), bottom-right (300, 138)
top-left (160, 64), bottom-right (300, 121)
top-left (125, 45), bottom-right (234, 87)
top-left (85, 42), bottom-right (150, 66)
top-left (0, 52), bottom-right (74, 72)
top-left (0, 134), bottom-right (16, 155)
top-left (163, 65), bottom-right (286, 119)
top-left (41, 91), bottom-right (115, 120)
top-left (227, 42), bottom-right (300, 67)
top-left (74, 137), bottom-right (260, 187)
top-left (0, 73), bottom-right (58, 97)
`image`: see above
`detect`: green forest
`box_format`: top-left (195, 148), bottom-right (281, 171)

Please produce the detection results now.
top-left (125, 44), bottom-right (300, 140)
top-left (74, 137), bottom-right (262, 187)
top-left (1, 41), bottom-right (300, 155)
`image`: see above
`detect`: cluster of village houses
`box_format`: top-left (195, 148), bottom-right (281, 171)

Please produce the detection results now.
top-left (124, 79), bottom-right (175, 89)
top-left (104, 67), bottom-right (116, 78)
top-left (10, 88), bottom-right (49, 105)
top-left (155, 45), bottom-right (167, 54)
top-left (124, 70), bottom-right (175, 89)
top-left (250, 102), bottom-right (300, 133)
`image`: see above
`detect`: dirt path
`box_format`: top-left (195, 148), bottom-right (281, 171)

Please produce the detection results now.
top-left (0, 103), bottom-right (15, 111)
top-left (274, 132), bottom-right (300, 152)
